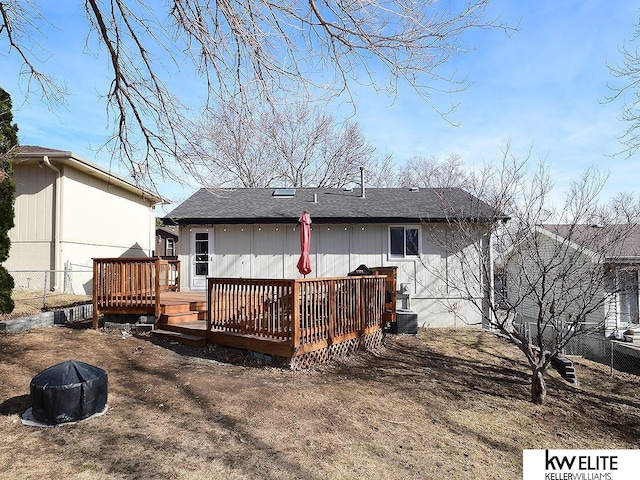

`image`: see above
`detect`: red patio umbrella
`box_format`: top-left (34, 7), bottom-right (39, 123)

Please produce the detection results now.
top-left (296, 210), bottom-right (312, 276)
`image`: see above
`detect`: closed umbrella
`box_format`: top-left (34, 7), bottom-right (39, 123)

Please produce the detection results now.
top-left (296, 210), bottom-right (312, 276)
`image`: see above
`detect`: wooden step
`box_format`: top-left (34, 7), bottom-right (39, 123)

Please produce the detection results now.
top-left (162, 303), bottom-right (196, 315)
top-left (160, 311), bottom-right (200, 325)
top-left (151, 329), bottom-right (206, 348)
top-left (161, 301), bottom-right (207, 315)
top-left (160, 321), bottom-right (206, 336)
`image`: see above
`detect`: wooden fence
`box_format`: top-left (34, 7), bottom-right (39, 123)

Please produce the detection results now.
top-left (92, 257), bottom-right (180, 327)
top-left (207, 275), bottom-right (386, 359)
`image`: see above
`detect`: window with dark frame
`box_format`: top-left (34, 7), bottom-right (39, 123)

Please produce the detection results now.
top-left (389, 226), bottom-right (420, 259)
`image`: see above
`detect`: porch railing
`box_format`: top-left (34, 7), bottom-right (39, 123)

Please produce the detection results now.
top-left (92, 257), bottom-right (180, 327)
top-left (207, 275), bottom-right (386, 356)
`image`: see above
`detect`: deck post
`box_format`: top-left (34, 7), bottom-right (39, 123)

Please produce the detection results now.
top-left (356, 277), bottom-right (363, 333)
top-left (206, 278), bottom-right (212, 336)
top-left (154, 258), bottom-right (161, 326)
top-left (328, 280), bottom-right (336, 343)
top-left (291, 280), bottom-right (300, 351)
top-left (92, 260), bottom-right (99, 328)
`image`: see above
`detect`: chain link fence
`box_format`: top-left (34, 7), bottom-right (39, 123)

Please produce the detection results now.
top-left (8, 262), bottom-right (93, 312)
top-left (515, 318), bottom-right (640, 376)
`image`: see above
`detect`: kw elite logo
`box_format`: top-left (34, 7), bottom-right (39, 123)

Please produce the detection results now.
top-left (523, 449), bottom-right (639, 480)
top-left (544, 450), bottom-right (616, 480)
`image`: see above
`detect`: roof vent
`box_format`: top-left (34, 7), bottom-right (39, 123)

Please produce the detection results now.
top-left (409, 186), bottom-right (419, 192)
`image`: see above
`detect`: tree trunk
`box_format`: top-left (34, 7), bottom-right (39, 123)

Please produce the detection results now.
top-left (530, 368), bottom-right (547, 404)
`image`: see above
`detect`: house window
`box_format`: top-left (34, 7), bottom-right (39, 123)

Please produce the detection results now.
top-left (389, 226), bottom-right (420, 259)
top-left (166, 238), bottom-right (175, 257)
top-left (618, 269), bottom-right (639, 325)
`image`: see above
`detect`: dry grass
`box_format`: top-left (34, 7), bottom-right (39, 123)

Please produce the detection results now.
top-left (0, 327), bottom-right (639, 479)
top-left (0, 291), bottom-right (91, 321)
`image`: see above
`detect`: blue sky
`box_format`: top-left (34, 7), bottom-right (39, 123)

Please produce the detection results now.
top-left (1, 1), bottom-right (639, 215)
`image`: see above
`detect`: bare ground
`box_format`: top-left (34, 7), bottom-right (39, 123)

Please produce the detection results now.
top-left (0, 292), bottom-right (91, 321)
top-left (0, 325), bottom-right (639, 479)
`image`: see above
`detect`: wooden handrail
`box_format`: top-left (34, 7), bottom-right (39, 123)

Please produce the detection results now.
top-left (92, 257), bottom-right (181, 327)
top-left (206, 275), bottom-right (386, 355)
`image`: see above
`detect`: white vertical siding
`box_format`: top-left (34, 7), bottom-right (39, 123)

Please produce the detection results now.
top-left (251, 225), bottom-right (286, 278)
top-left (7, 159), bottom-right (158, 282)
top-left (214, 225), bottom-right (252, 277)
top-left (178, 221), bottom-right (488, 327)
top-left (62, 166), bottom-right (154, 254)
top-left (349, 225), bottom-right (385, 272)
top-left (7, 164), bottom-right (55, 270)
top-left (402, 224), bottom-right (486, 327)
top-left (10, 163), bottom-right (55, 242)
top-left (315, 224), bottom-right (351, 277)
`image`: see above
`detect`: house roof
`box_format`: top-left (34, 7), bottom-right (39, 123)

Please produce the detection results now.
top-left (542, 224), bottom-right (640, 260)
top-left (498, 224), bottom-right (640, 265)
top-left (12, 145), bottom-right (166, 204)
top-left (156, 225), bottom-right (179, 237)
top-left (165, 187), bottom-right (502, 225)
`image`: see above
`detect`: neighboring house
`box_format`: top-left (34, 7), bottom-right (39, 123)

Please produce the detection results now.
top-left (501, 224), bottom-right (640, 335)
top-left (165, 186), bottom-right (499, 328)
top-left (7, 145), bottom-right (165, 294)
top-left (155, 225), bottom-right (179, 259)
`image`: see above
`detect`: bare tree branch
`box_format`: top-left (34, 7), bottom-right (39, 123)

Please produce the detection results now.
top-left (186, 99), bottom-right (390, 188)
top-left (0, 0), bottom-right (515, 189)
top-left (605, 17), bottom-right (640, 157)
top-left (413, 147), bottom-right (640, 403)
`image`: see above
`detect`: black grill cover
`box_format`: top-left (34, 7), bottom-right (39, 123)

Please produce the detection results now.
top-left (29, 360), bottom-right (108, 424)
top-left (347, 264), bottom-right (372, 276)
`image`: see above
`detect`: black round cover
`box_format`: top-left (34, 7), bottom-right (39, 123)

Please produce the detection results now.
top-left (29, 360), bottom-right (108, 424)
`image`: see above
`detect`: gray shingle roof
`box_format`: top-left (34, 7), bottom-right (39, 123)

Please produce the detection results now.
top-left (165, 187), bottom-right (501, 224)
top-left (543, 224), bottom-right (640, 259)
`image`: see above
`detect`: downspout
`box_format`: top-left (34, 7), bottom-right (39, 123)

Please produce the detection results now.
top-left (42, 156), bottom-right (61, 291)
top-left (487, 230), bottom-right (495, 331)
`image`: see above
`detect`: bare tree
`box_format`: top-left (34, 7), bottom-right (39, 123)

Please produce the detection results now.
top-left (605, 17), bottom-right (640, 156)
top-left (420, 150), bottom-right (640, 404)
top-left (189, 100), bottom-right (394, 188)
top-left (398, 153), bottom-right (475, 189)
top-left (0, 0), bottom-right (513, 189)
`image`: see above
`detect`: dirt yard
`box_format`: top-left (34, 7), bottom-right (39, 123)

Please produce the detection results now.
top-left (0, 291), bottom-right (91, 321)
top-left (1, 325), bottom-right (639, 479)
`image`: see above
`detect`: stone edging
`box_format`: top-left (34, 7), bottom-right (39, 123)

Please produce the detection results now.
top-left (0, 303), bottom-right (93, 333)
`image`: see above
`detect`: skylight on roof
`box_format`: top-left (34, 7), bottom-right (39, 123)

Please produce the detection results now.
top-left (272, 188), bottom-right (296, 197)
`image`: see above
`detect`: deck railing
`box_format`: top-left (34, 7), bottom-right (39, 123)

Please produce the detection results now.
top-left (207, 275), bottom-right (386, 356)
top-left (92, 257), bottom-right (180, 327)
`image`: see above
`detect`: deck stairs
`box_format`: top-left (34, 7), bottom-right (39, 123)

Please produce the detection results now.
top-left (151, 299), bottom-right (208, 348)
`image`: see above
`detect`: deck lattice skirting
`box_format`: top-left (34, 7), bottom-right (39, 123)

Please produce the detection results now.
top-left (93, 259), bottom-right (396, 368)
top-left (206, 275), bottom-right (390, 368)
top-left (287, 329), bottom-right (384, 370)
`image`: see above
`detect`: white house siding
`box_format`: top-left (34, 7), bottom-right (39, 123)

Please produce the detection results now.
top-left (214, 225), bottom-right (252, 278)
top-left (7, 163), bottom-right (55, 271)
top-left (348, 225), bottom-right (386, 272)
top-left (8, 157), bottom-right (159, 294)
top-left (177, 221), bottom-right (486, 328)
top-left (60, 167), bottom-right (156, 294)
top-left (406, 224), bottom-right (487, 328)
top-left (62, 166), bottom-right (155, 256)
top-left (315, 225), bottom-right (351, 277)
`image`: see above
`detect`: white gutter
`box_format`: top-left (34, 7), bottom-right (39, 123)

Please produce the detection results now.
top-left (42, 155), bottom-right (61, 291)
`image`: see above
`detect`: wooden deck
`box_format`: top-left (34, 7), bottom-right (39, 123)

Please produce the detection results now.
top-left (93, 257), bottom-right (180, 327)
top-left (93, 259), bottom-right (396, 368)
